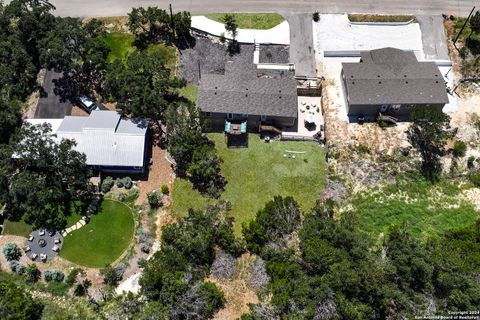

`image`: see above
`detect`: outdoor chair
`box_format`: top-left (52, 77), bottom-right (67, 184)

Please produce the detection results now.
top-left (28, 235), bottom-right (34, 242)
top-left (52, 245), bottom-right (59, 252)
top-left (54, 238), bottom-right (61, 244)
top-left (30, 253), bottom-right (37, 260)
top-left (39, 229), bottom-right (45, 236)
top-left (25, 246), bottom-right (31, 252)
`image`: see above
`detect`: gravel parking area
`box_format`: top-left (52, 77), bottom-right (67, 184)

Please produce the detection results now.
top-left (259, 44), bottom-right (290, 63)
top-left (179, 36), bottom-right (293, 84)
top-left (179, 36), bottom-right (254, 84)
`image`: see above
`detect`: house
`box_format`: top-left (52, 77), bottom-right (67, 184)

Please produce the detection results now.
top-left (341, 47), bottom-right (449, 118)
top-left (26, 110), bottom-right (149, 173)
top-left (198, 61), bottom-right (298, 134)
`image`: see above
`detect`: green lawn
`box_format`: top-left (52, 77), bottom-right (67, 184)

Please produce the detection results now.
top-left (179, 83), bottom-right (199, 104)
top-left (60, 199), bottom-right (134, 268)
top-left (203, 13), bottom-right (285, 29)
top-left (353, 173), bottom-right (480, 240)
top-left (2, 219), bottom-right (32, 237)
top-left (100, 32), bottom-right (135, 63)
top-left (100, 32), bottom-right (177, 70)
top-left (173, 134), bottom-right (326, 234)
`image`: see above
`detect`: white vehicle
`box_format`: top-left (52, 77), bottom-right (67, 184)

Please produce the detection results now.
top-left (79, 95), bottom-right (101, 113)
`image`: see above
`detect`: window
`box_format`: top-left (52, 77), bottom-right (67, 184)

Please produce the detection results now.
top-left (242, 114), bottom-right (248, 119)
top-left (260, 115), bottom-right (267, 122)
top-left (206, 112), bottom-right (211, 117)
top-left (227, 113), bottom-right (233, 120)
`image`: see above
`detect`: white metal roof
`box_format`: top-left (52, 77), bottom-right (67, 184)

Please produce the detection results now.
top-left (24, 118), bottom-right (64, 133)
top-left (25, 111), bottom-right (148, 168)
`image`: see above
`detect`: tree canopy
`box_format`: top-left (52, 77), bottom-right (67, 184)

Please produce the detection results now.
top-left (0, 280), bottom-right (43, 320)
top-left (38, 17), bottom-right (110, 100)
top-left (0, 123), bottom-right (93, 229)
top-left (407, 107), bottom-right (453, 182)
top-left (128, 6), bottom-right (193, 50)
top-left (104, 50), bottom-right (185, 122)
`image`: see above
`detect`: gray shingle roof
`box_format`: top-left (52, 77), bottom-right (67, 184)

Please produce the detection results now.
top-left (343, 48), bottom-right (449, 105)
top-left (198, 62), bottom-right (298, 118)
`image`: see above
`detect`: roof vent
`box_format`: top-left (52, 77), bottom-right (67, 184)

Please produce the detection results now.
top-left (245, 94), bottom-right (248, 97)
top-left (434, 74), bottom-right (439, 77)
top-left (350, 75), bottom-right (354, 78)
top-left (405, 81), bottom-right (408, 84)
top-left (279, 90), bottom-right (282, 93)
top-left (214, 92), bottom-right (217, 95)
top-left (378, 81), bottom-right (382, 84)
top-left (435, 80), bottom-right (439, 83)
top-left (351, 81), bottom-right (355, 84)
top-left (246, 88), bottom-right (249, 91)
top-left (404, 75), bottom-right (407, 77)
top-left (377, 75), bottom-right (381, 78)
top-left (279, 96), bottom-right (282, 99)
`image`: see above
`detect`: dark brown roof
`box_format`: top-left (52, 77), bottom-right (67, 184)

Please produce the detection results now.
top-left (198, 62), bottom-right (298, 118)
top-left (342, 48), bottom-right (449, 105)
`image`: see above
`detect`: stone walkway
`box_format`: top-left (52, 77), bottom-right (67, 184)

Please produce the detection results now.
top-left (61, 218), bottom-right (87, 237)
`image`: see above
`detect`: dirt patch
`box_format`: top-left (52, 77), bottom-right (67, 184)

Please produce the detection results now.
top-left (210, 253), bottom-right (259, 320)
top-left (23, 69), bottom-right (46, 119)
top-left (70, 105), bottom-right (89, 117)
top-left (135, 146), bottom-right (174, 206)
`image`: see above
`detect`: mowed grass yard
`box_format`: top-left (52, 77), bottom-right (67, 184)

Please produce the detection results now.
top-left (173, 134), bottom-right (326, 234)
top-left (203, 13), bottom-right (285, 29)
top-left (60, 199), bottom-right (134, 268)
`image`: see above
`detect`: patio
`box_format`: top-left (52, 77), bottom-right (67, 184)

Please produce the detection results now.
top-left (25, 229), bottom-right (63, 263)
top-left (282, 96), bottom-right (324, 140)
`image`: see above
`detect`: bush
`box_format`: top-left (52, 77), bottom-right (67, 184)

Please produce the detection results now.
top-left (147, 191), bottom-right (161, 208)
top-left (116, 178), bottom-right (124, 188)
top-left (44, 270), bottom-right (65, 282)
top-left (9, 261), bottom-right (25, 275)
top-left (66, 268), bottom-right (83, 286)
top-left (3, 243), bottom-right (21, 261)
top-left (101, 263), bottom-right (126, 286)
top-left (161, 184), bottom-right (169, 195)
top-left (122, 177), bottom-right (133, 189)
top-left (141, 243), bottom-right (151, 254)
top-left (468, 171), bottom-right (480, 187)
top-left (452, 140), bottom-right (467, 157)
top-left (117, 192), bottom-right (126, 202)
top-left (219, 32), bottom-right (226, 44)
top-left (313, 12), bottom-right (320, 22)
top-left (101, 176), bottom-right (114, 193)
top-left (467, 156), bottom-right (476, 169)
top-left (24, 264), bottom-right (40, 283)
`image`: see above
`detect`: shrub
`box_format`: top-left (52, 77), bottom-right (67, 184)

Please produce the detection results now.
top-left (141, 243), bottom-right (151, 254)
top-left (122, 177), bottom-right (133, 189)
top-left (219, 32), bottom-right (226, 44)
top-left (452, 140), bottom-right (467, 157)
top-left (161, 184), bottom-right (170, 195)
top-left (101, 176), bottom-right (114, 193)
top-left (356, 144), bottom-right (370, 154)
top-left (66, 268), bottom-right (83, 286)
top-left (24, 264), bottom-right (40, 283)
top-left (313, 12), bottom-right (320, 22)
top-left (117, 192), bottom-right (126, 202)
top-left (44, 270), bottom-right (65, 282)
top-left (9, 261), bottom-right (25, 275)
top-left (101, 263), bottom-right (126, 286)
top-left (3, 243), bottom-right (21, 261)
top-left (147, 191), bottom-right (161, 208)
top-left (468, 171), bottom-right (480, 187)
top-left (467, 156), bottom-right (476, 169)
top-left (116, 178), bottom-right (124, 188)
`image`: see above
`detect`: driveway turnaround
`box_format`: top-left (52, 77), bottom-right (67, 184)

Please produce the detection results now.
top-left (191, 16), bottom-right (290, 44)
top-left (12, 0), bottom-right (475, 18)
top-left (35, 70), bottom-right (72, 119)
top-left (314, 14), bottom-right (424, 58)
top-left (283, 13), bottom-right (317, 78)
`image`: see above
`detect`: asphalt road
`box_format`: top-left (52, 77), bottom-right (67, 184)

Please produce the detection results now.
top-left (22, 0), bottom-right (477, 17)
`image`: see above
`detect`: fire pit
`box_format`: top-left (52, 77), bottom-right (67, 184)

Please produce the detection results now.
top-left (38, 238), bottom-right (47, 247)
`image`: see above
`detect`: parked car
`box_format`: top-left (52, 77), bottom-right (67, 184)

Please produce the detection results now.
top-left (79, 95), bottom-right (101, 113)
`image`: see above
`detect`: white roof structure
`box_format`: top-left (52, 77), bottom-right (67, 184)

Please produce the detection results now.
top-left (25, 111), bottom-right (148, 168)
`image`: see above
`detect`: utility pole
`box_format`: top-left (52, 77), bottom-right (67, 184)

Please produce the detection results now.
top-left (453, 6), bottom-right (476, 54)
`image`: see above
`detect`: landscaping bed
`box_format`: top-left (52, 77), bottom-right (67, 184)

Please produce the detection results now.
top-left (203, 13), bottom-right (284, 29)
top-left (348, 14), bottom-right (416, 23)
top-left (258, 44), bottom-right (290, 64)
top-left (60, 199), bottom-right (134, 268)
top-left (172, 134), bottom-right (327, 234)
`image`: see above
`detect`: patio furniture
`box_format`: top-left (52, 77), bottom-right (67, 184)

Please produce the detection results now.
top-left (40, 253), bottom-right (47, 261)
top-left (305, 113), bottom-right (316, 124)
top-left (52, 245), bottom-right (59, 252)
top-left (301, 101), bottom-right (306, 105)
top-left (49, 230), bottom-right (55, 237)
top-left (54, 238), bottom-right (61, 244)
top-left (24, 246), bottom-right (31, 252)
top-left (30, 253), bottom-right (37, 260)
top-left (39, 229), bottom-right (45, 236)
top-left (28, 235), bottom-right (34, 242)
top-left (306, 105), bottom-right (310, 110)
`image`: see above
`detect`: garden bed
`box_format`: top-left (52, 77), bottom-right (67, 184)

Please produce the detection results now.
top-left (202, 13), bottom-right (284, 30)
top-left (348, 14), bottom-right (416, 23)
top-left (258, 44), bottom-right (290, 64)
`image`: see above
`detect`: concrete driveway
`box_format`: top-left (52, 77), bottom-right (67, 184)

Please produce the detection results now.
top-left (12, 0), bottom-right (476, 17)
top-left (283, 13), bottom-right (317, 79)
top-left (35, 70), bottom-right (72, 119)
